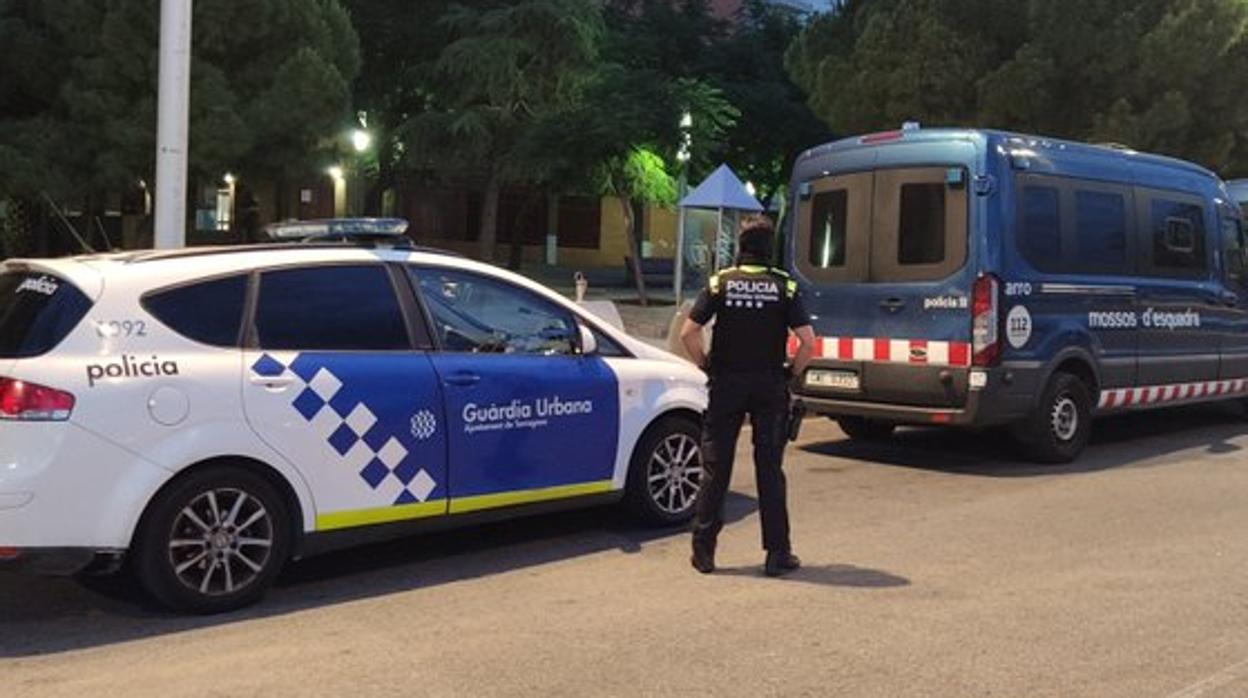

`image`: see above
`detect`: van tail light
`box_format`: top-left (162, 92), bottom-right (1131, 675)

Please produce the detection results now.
top-left (0, 377), bottom-right (75, 421)
top-left (971, 274), bottom-right (1001, 367)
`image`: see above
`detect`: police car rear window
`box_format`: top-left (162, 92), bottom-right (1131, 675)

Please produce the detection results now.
top-left (142, 274), bottom-right (248, 347)
top-left (0, 271), bottom-right (93, 359)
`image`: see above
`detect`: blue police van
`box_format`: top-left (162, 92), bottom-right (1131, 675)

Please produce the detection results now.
top-left (785, 127), bottom-right (1248, 462)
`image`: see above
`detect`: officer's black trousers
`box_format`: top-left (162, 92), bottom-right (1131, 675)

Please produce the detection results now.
top-left (692, 371), bottom-right (791, 554)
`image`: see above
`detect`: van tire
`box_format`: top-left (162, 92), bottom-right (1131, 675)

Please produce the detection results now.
top-left (1014, 372), bottom-right (1091, 464)
top-left (133, 466), bottom-right (291, 614)
top-left (837, 416), bottom-right (895, 441)
top-left (623, 415), bottom-right (703, 526)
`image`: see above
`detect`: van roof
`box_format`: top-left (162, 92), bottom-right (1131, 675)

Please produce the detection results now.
top-left (795, 127), bottom-right (1218, 181)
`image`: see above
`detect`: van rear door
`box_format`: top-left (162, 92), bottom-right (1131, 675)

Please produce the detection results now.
top-left (795, 165), bottom-right (974, 409)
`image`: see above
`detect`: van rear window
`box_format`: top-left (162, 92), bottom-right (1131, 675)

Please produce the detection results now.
top-left (809, 190), bottom-right (848, 268)
top-left (898, 183), bottom-right (947, 265)
top-left (0, 271), bottom-right (93, 358)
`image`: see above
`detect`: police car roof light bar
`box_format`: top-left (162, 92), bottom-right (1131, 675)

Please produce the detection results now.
top-left (265, 218), bottom-right (412, 245)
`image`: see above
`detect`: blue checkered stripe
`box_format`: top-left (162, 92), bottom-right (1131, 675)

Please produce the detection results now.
top-left (251, 353), bottom-right (437, 506)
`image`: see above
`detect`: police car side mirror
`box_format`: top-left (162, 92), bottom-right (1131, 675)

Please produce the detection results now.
top-left (578, 324), bottom-right (598, 356)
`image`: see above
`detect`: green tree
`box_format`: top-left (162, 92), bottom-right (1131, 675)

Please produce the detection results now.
top-left (395, 0), bottom-right (603, 263)
top-left (0, 0), bottom-right (359, 245)
top-left (710, 0), bottom-right (830, 207)
top-left (787, 0), bottom-right (1248, 174)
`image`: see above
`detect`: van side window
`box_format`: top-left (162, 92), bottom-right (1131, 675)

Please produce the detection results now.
top-left (1019, 186), bottom-right (1061, 271)
top-left (809, 190), bottom-right (848, 268)
top-left (1150, 200), bottom-right (1206, 272)
top-left (898, 183), bottom-right (946, 265)
top-left (1075, 190), bottom-right (1128, 271)
top-left (1223, 215), bottom-right (1246, 287)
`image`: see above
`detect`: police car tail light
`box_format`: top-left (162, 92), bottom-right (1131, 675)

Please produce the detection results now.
top-left (971, 274), bottom-right (1001, 367)
top-left (0, 377), bottom-right (75, 422)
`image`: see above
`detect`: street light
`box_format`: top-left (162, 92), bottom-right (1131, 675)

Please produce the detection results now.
top-left (327, 165), bottom-right (345, 181)
top-left (222, 172), bottom-right (236, 185)
top-left (351, 129), bottom-right (372, 153)
top-left (675, 111), bottom-right (694, 305)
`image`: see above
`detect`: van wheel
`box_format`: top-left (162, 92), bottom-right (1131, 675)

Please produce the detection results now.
top-left (624, 415), bottom-right (703, 526)
top-left (837, 416), bottom-right (895, 441)
top-left (1014, 372), bottom-right (1091, 464)
top-left (134, 466), bottom-right (291, 614)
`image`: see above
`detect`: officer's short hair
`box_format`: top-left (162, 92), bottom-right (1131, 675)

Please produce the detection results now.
top-left (738, 215), bottom-right (775, 259)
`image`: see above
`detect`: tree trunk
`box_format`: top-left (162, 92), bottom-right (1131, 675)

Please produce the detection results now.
top-left (478, 175), bottom-right (501, 263)
top-left (619, 194), bottom-right (648, 307)
top-left (507, 192), bottom-right (544, 271)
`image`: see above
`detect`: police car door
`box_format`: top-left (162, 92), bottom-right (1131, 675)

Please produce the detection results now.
top-left (408, 266), bottom-right (619, 512)
top-left (242, 264), bottom-right (450, 531)
top-left (1217, 206), bottom-right (1248, 380)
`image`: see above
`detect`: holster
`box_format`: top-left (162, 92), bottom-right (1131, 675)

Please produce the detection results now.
top-left (786, 398), bottom-right (807, 442)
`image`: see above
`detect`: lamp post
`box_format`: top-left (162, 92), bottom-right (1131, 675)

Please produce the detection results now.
top-left (153, 0), bottom-right (192, 249)
top-left (674, 112), bottom-right (693, 307)
top-left (348, 126), bottom-right (371, 216)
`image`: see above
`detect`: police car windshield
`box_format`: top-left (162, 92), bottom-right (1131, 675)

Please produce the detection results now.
top-left (0, 271), bottom-right (93, 358)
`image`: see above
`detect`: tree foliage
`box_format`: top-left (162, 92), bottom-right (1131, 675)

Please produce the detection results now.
top-left (787, 0), bottom-right (1248, 173)
top-left (391, 0), bottom-right (603, 261)
top-left (0, 0), bottom-right (360, 201)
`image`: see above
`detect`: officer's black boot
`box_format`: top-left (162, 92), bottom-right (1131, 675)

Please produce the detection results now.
top-left (764, 550), bottom-right (801, 577)
top-left (691, 540), bottom-right (715, 574)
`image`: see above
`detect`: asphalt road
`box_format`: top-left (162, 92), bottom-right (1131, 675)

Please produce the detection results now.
top-left (4, 404), bottom-right (1248, 697)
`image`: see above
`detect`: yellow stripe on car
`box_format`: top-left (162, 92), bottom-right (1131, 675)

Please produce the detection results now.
top-left (315, 480), bottom-right (616, 531)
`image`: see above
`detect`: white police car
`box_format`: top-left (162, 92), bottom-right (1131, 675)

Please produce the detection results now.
top-left (0, 219), bottom-right (707, 613)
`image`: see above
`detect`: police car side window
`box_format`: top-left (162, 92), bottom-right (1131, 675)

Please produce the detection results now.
top-left (409, 267), bottom-right (577, 356)
top-left (253, 265), bottom-right (409, 351)
top-left (143, 274), bottom-right (248, 348)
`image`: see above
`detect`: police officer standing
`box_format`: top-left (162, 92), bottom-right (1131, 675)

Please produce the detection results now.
top-left (680, 215), bottom-right (816, 577)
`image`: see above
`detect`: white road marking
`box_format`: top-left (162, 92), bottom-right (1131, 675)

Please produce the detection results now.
top-left (1167, 657), bottom-right (1248, 698)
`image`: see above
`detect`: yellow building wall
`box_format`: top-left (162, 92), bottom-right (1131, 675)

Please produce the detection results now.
top-left (417, 196), bottom-right (680, 269)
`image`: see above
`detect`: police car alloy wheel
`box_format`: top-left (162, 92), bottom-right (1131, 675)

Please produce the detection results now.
top-left (134, 466), bottom-right (291, 614)
top-left (624, 416), bottom-right (703, 525)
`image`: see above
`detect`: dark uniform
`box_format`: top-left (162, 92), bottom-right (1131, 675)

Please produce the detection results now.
top-left (689, 263), bottom-right (810, 558)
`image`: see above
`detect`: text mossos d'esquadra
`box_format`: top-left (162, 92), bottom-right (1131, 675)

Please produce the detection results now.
top-left (462, 396), bottom-right (594, 433)
top-left (1088, 308), bottom-right (1201, 330)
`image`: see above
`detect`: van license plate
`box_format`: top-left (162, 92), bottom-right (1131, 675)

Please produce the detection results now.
top-left (805, 369), bottom-right (860, 391)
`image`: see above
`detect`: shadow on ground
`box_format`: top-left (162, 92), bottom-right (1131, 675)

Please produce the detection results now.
top-left (801, 403), bottom-right (1247, 477)
top-left (0, 492), bottom-right (756, 658)
top-left (713, 563), bottom-right (909, 589)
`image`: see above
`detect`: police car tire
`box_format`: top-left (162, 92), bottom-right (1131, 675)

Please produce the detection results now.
top-left (623, 415), bottom-right (703, 526)
top-left (133, 466), bottom-right (291, 614)
top-left (837, 416), bottom-right (895, 441)
top-left (1018, 372), bottom-right (1092, 464)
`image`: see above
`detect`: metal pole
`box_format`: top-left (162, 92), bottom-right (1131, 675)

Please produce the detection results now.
top-left (153, 0), bottom-right (192, 249)
top-left (674, 170), bottom-right (687, 307)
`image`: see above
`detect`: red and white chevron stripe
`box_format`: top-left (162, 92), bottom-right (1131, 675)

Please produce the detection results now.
top-left (1098, 379), bottom-right (1248, 409)
top-left (788, 336), bottom-right (972, 368)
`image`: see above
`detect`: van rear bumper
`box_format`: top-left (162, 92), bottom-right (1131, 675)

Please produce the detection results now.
top-left (796, 364), bottom-right (1042, 427)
